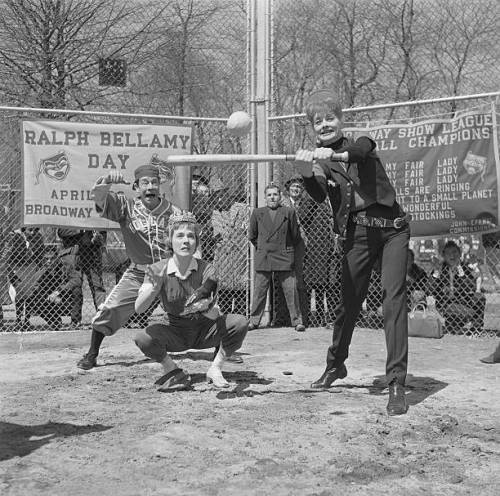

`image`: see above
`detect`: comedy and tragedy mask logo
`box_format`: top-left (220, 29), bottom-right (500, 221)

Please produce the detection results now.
top-left (150, 153), bottom-right (175, 186)
top-left (35, 151), bottom-right (70, 184)
top-left (462, 151), bottom-right (487, 180)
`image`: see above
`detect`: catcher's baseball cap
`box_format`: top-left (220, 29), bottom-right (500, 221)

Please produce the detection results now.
top-left (134, 164), bottom-right (160, 181)
top-left (305, 90), bottom-right (343, 123)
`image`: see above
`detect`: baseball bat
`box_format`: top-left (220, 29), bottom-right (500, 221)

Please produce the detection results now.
top-left (161, 151), bottom-right (348, 166)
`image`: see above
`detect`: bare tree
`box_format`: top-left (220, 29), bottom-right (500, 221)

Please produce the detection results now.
top-left (0, 0), bottom-right (164, 109)
top-left (428, 0), bottom-right (500, 112)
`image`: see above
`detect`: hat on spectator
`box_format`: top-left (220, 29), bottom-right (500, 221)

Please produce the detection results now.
top-left (284, 176), bottom-right (304, 191)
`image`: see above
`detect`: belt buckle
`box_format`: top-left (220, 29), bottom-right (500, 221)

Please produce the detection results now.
top-left (393, 217), bottom-right (405, 229)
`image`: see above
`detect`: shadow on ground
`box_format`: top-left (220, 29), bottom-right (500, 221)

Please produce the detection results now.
top-left (0, 421), bottom-right (112, 461)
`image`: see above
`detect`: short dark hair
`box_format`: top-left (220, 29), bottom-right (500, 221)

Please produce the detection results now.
top-left (265, 182), bottom-right (281, 194)
top-left (442, 240), bottom-right (461, 254)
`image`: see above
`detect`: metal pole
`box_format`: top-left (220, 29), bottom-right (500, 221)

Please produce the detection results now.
top-left (268, 91), bottom-right (500, 121)
top-left (249, 0), bottom-right (272, 326)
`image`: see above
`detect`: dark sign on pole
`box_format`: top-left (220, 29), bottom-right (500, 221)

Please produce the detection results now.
top-left (98, 58), bottom-right (127, 87)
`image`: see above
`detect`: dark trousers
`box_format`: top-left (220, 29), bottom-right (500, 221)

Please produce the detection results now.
top-left (72, 255), bottom-right (106, 323)
top-left (135, 314), bottom-right (248, 361)
top-left (273, 240), bottom-right (307, 326)
top-left (327, 221), bottom-right (410, 385)
top-left (251, 270), bottom-right (302, 327)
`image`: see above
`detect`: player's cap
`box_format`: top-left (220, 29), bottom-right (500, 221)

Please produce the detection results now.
top-left (134, 164), bottom-right (160, 180)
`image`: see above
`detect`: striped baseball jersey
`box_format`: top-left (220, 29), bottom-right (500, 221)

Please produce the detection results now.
top-left (99, 191), bottom-right (181, 264)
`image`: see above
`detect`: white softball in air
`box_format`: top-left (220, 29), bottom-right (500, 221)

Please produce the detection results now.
top-left (226, 111), bottom-right (252, 138)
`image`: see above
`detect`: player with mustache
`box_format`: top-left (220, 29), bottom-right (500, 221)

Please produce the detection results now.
top-left (77, 164), bottom-right (181, 370)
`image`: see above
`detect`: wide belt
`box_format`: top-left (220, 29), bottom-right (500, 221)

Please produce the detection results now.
top-left (352, 213), bottom-right (410, 229)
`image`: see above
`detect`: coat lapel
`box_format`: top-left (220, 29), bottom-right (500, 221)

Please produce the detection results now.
top-left (265, 206), bottom-right (286, 241)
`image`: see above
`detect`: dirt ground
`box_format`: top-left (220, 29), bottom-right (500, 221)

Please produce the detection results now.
top-left (0, 325), bottom-right (499, 496)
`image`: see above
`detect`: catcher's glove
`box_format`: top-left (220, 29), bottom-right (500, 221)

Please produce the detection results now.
top-left (180, 278), bottom-right (218, 317)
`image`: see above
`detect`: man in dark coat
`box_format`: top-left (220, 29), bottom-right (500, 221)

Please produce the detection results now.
top-left (248, 182), bottom-right (305, 332)
top-left (57, 228), bottom-right (107, 327)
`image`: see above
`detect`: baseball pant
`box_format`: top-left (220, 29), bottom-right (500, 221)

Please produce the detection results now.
top-left (92, 265), bottom-right (149, 336)
top-left (134, 313), bottom-right (249, 361)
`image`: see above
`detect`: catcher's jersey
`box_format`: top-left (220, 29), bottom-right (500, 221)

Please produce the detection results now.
top-left (146, 258), bottom-right (217, 324)
top-left (100, 192), bottom-right (181, 264)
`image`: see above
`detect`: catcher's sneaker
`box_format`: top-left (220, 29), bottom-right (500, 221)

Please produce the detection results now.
top-left (155, 368), bottom-right (191, 392)
top-left (206, 367), bottom-right (230, 388)
top-left (77, 353), bottom-right (97, 370)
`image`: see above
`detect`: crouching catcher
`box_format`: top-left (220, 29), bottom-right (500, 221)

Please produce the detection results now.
top-left (133, 211), bottom-right (249, 391)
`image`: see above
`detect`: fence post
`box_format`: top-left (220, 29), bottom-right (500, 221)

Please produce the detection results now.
top-left (248, 0), bottom-right (272, 324)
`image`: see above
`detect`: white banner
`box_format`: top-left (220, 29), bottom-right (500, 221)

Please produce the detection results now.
top-left (22, 120), bottom-right (192, 228)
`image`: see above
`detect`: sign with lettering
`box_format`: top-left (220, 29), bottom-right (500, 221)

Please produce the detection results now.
top-left (345, 108), bottom-right (499, 237)
top-left (22, 120), bottom-right (192, 228)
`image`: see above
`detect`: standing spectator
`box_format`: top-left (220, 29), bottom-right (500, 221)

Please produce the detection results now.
top-left (2, 227), bottom-right (42, 330)
top-left (248, 182), bottom-right (305, 332)
top-left (295, 89), bottom-right (410, 415)
top-left (191, 176), bottom-right (216, 262)
top-left (26, 228), bottom-right (45, 267)
top-left (26, 244), bottom-right (81, 331)
top-left (281, 176), bottom-right (339, 327)
top-left (57, 229), bottom-right (107, 327)
top-left (77, 165), bottom-right (181, 370)
top-left (430, 240), bottom-right (486, 333)
top-left (278, 177), bottom-right (308, 325)
top-left (211, 195), bottom-right (250, 316)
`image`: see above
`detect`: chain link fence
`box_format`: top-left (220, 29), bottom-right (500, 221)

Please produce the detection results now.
top-left (268, 104), bottom-right (500, 338)
top-left (269, 0), bottom-right (500, 337)
top-left (1, 0), bottom-right (500, 338)
top-left (0, 109), bottom-right (251, 331)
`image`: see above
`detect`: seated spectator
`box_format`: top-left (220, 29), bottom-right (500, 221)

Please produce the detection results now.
top-left (430, 240), bottom-right (486, 333)
top-left (406, 248), bottom-right (428, 310)
top-left (466, 251), bottom-right (483, 293)
top-left (26, 244), bottom-right (82, 331)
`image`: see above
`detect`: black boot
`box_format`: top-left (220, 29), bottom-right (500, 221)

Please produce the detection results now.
top-left (310, 364), bottom-right (347, 388)
top-left (77, 353), bottom-right (97, 370)
top-left (387, 380), bottom-right (408, 416)
top-left (77, 330), bottom-right (104, 370)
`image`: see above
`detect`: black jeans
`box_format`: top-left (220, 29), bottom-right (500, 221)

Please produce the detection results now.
top-left (326, 221), bottom-right (410, 385)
